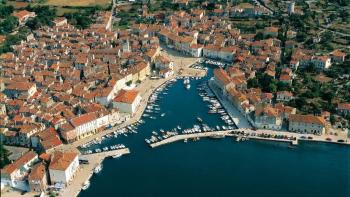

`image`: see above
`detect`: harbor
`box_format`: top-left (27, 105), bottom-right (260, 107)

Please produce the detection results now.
top-left (77, 63), bottom-right (349, 197)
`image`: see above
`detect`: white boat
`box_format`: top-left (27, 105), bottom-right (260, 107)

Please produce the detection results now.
top-left (161, 113), bottom-right (166, 117)
top-left (112, 154), bottom-right (122, 159)
top-left (94, 164), bottom-right (102, 174)
top-left (186, 84), bottom-right (191, 89)
top-left (82, 181), bottom-right (90, 190)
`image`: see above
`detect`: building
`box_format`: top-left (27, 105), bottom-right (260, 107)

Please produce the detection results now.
top-left (288, 114), bottom-right (326, 135)
top-left (12, 10), bottom-right (36, 25)
top-left (53, 17), bottom-right (67, 26)
top-left (4, 82), bottom-right (37, 99)
top-left (1, 151), bottom-right (38, 191)
top-left (28, 163), bottom-right (48, 192)
top-left (276, 91), bottom-right (294, 102)
top-left (330, 50), bottom-right (346, 63)
top-left (113, 89), bottom-right (141, 114)
top-left (288, 2), bottom-right (295, 15)
top-left (155, 55), bottom-right (174, 70)
top-left (337, 103), bottom-right (350, 116)
top-left (212, 68), bottom-right (234, 96)
top-left (49, 151), bottom-right (79, 186)
top-left (254, 106), bottom-right (283, 130)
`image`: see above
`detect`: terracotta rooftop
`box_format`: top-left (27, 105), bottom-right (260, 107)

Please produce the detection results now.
top-left (114, 89), bottom-right (139, 104)
top-left (289, 114), bottom-right (326, 125)
top-left (70, 112), bottom-right (97, 127)
top-left (49, 151), bottom-right (78, 171)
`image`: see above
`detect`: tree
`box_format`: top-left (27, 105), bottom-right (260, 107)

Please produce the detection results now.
top-left (0, 4), bottom-right (13, 18)
top-left (0, 143), bottom-right (10, 168)
top-left (0, 16), bottom-right (18, 34)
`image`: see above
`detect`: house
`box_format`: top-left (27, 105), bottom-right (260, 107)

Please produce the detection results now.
top-left (311, 56), bottom-right (332, 70)
top-left (212, 68), bottom-right (234, 95)
top-left (4, 82), bottom-right (37, 99)
top-left (159, 68), bottom-right (174, 78)
top-left (276, 91), bottom-right (294, 102)
top-left (53, 17), bottom-right (67, 26)
top-left (288, 114), bottom-right (326, 135)
top-left (337, 103), bottom-right (350, 116)
top-left (28, 163), bottom-right (48, 192)
top-left (155, 55), bottom-right (173, 70)
top-left (263, 27), bottom-right (279, 38)
top-left (189, 44), bottom-right (203, 57)
top-left (12, 10), bottom-right (36, 25)
top-left (330, 50), bottom-right (346, 63)
top-left (1, 151), bottom-right (38, 191)
top-left (254, 106), bottom-right (282, 130)
top-left (112, 89), bottom-right (141, 115)
top-left (49, 151), bottom-right (79, 186)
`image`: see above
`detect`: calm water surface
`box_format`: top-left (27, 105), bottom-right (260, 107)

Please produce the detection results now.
top-left (79, 69), bottom-right (350, 197)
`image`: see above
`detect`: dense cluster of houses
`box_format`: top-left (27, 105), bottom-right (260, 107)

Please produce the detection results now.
top-left (1, 150), bottom-right (79, 193)
top-left (0, 10), bottom-right (178, 149)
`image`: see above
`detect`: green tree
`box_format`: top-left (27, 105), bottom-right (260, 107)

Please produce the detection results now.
top-left (0, 143), bottom-right (10, 168)
top-left (0, 16), bottom-right (18, 34)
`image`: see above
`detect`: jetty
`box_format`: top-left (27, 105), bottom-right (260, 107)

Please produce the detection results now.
top-left (149, 129), bottom-right (349, 148)
top-left (61, 148), bottom-right (130, 197)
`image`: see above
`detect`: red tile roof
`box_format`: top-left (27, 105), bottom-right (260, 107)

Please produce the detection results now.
top-left (70, 112), bottom-right (97, 127)
top-left (113, 89), bottom-right (139, 104)
top-left (49, 151), bottom-right (78, 171)
top-left (289, 114), bottom-right (326, 125)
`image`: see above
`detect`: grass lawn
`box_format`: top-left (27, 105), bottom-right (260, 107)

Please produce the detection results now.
top-left (43, 0), bottom-right (111, 8)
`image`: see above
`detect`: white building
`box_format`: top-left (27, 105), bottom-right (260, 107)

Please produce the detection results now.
top-left (49, 151), bottom-right (79, 186)
top-left (289, 114), bottom-right (326, 135)
top-left (112, 89), bottom-right (141, 115)
top-left (1, 151), bottom-right (38, 191)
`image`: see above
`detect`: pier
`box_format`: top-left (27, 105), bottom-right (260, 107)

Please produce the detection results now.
top-left (149, 129), bottom-right (349, 148)
top-left (61, 148), bottom-right (130, 197)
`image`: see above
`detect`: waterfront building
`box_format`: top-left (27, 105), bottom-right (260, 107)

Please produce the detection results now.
top-left (49, 151), bottom-right (79, 186)
top-left (212, 68), bottom-right (235, 96)
top-left (113, 90), bottom-right (142, 115)
top-left (28, 163), bottom-right (48, 192)
top-left (0, 151), bottom-right (38, 191)
top-left (155, 55), bottom-right (174, 70)
top-left (288, 114), bottom-right (326, 135)
top-left (254, 106), bottom-right (283, 130)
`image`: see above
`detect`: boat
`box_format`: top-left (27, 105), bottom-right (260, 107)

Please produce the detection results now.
top-left (197, 117), bottom-right (203, 122)
top-left (93, 164), bottom-right (102, 174)
top-left (210, 134), bottom-right (226, 139)
top-left (82, 181), bottom-right (90, 190)
top-left (161, 113), bottom-right (166, 117)
top-left (112, 154), bottom-right (122, 159)
top-left (186, 84), bottom-right (191, 89)
top-left (184, 138), bottom-right (188, 143)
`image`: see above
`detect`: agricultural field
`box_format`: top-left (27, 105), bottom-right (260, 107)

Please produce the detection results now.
top-left (42, 0), bottom-right (111, 8)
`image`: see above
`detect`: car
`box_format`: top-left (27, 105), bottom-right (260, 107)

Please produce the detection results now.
top-left (307, 136), bottom-right (313, 140)
top-left (337, 139), bottom-right (345, 143)
top-left (326, 138), bottom-right (332, 141)
top-left (300, 136), bottom-right (306, 139)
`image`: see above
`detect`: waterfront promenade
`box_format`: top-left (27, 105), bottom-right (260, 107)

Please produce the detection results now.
top-left (149, 129), bottom-right (350, 148)
top-left (60, 148), bottom-right (130, 197)
top-left (208, 80), bottom-right (252, 129)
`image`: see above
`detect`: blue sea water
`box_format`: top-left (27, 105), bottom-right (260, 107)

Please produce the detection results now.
top-left (79, 68), bottom-right (350, 197)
